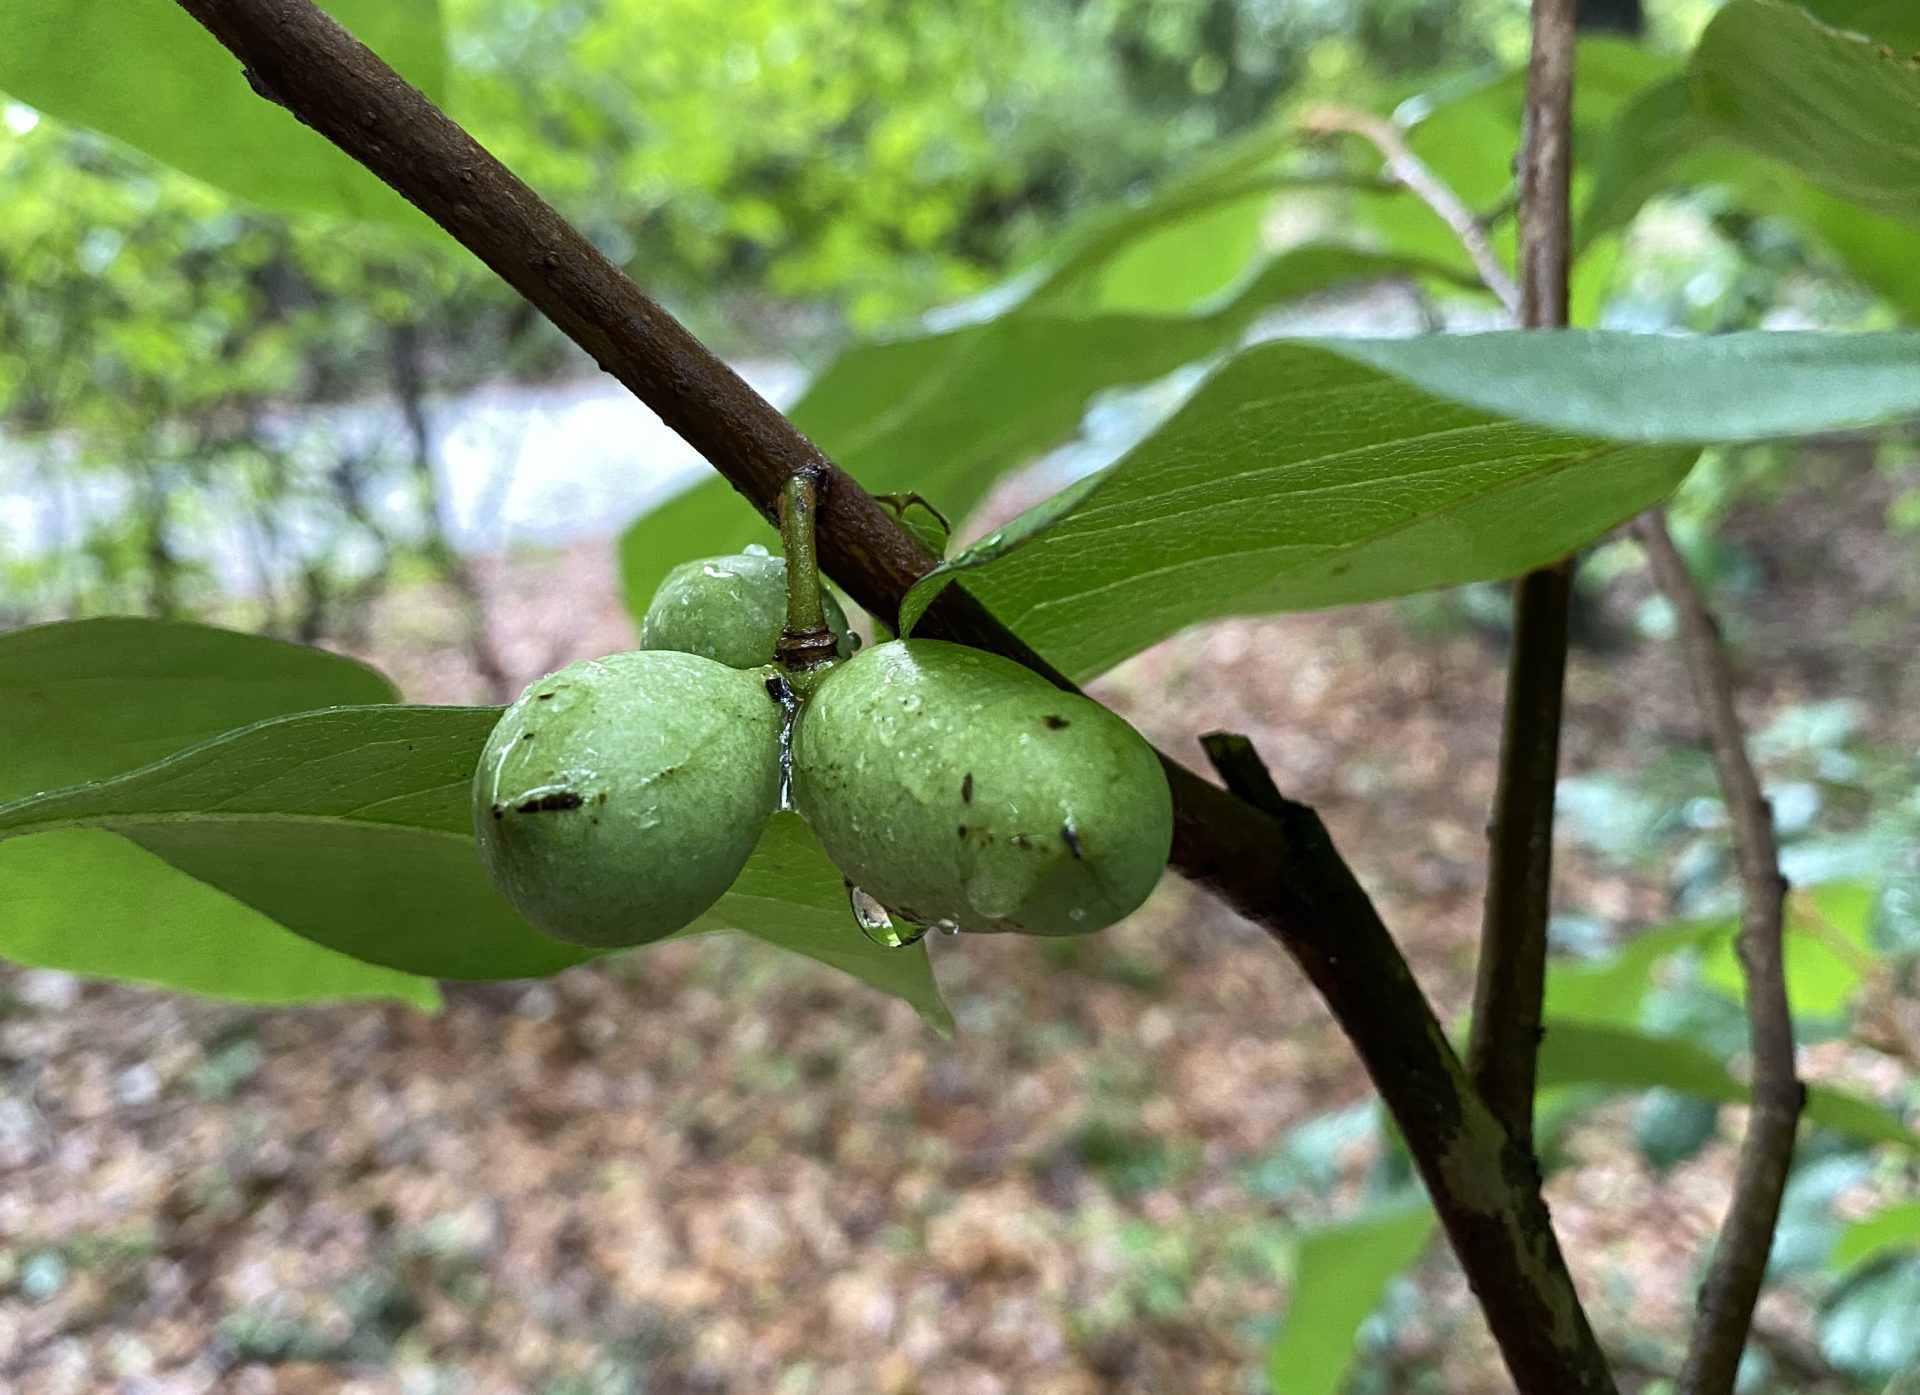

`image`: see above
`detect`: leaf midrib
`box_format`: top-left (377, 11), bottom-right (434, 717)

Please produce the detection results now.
top-left (0, 809), bottom-right (470, 844)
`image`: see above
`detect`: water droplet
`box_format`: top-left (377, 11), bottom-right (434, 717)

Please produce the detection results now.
top-left (743, 543), bottom-right (771, 557)
top-left (849, 885), bottom-right (927, 948)
top-left (768, 675), bottom-right (801, 810)
top-left (1068, 908), bottom-right (1087, 923)
top-left (932, 918), bottom-right (961, 937)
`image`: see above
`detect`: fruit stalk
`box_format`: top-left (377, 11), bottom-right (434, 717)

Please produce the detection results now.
top-left (775, 471), bottom-right (841, 675)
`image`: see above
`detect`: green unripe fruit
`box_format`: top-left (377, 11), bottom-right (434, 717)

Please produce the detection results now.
top-left (473, 649), bottom-right (785, 947)
top-left (791, 639), bottom-right (1172, 936)
top-left (641, 549), bottom-right (853, 669)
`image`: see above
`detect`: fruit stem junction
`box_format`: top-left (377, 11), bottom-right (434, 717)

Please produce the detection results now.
top-left (776, 470), bottom-right (842, 675)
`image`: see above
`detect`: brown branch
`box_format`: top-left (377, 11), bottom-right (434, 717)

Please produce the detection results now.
top-left (1298, 104), bottom-right (1522, 317)
top-left (1637, 512), bottom-right (1801, 1395)
top-left (1467, 0), bottom-right (1581, 1147)
top-left (170, 4), bottom-right (1618, 1389)
top-left (1516, 0), bottom-right (1577, 330)
top-left (1470, 559), bottom-right (1573, 1139)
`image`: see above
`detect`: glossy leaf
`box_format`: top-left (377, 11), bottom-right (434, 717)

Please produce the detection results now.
top-left (0, 617), bottom-right (396, 804)
top-left (0, 618), bottom-right (429, 1005)
top-left (1267, 1196), bottom-right (1438, 1395)
top-left (619, 244), bottom-right (1467, 620)
top-left (900, 331), bottom-right (1920, 678)
top-left (0, 829), bottom-right (438, 1008)
top-left (0, 704), bottom-right (587, 980)
top-left (0, 704), bottom-right (948, 1020)
top-left (1693, 0), bottom-right (1920, 230)
top-left (0, 1), bottom-right (444, 226)
top-left (1538, 1022), bottom-right (1920, 1151)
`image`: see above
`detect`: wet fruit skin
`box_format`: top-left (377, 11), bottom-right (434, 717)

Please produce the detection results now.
top-left (473, 649), bottom-right (785, 947)
top-left (791, 639), bottom-right (1173, 935)
top-left (641, 550), bottom-right (853, 670)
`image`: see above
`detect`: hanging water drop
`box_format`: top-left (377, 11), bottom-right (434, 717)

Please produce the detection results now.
top-left (742, 542), bottom-right (771, 557)
top-left (931, 918), bottom-right (961, 936)
top-left (848, 883), bottom-right (927, 948)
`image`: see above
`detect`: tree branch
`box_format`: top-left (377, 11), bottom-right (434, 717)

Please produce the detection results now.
top-left (1468, 0), bottom-right (1579, 1146)
top-left (1297, 104), bottom-right (1522, 317)
top-left (171, 4), bottom-right (1617, 1389)
top-left (1636, 512), bottom-right (1800, 1395)
top-left (1516, 0), bottom-right (1577, 331)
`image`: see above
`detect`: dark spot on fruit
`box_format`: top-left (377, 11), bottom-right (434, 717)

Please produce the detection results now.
top-left (595, 791), bottom-right (609, 804)
top-left (516, 791), bottom-right (584, 814)
top-left (1060, 823), bottom-right (1084, 859)
top-left (536, 692), bottom-right (556, 701)
top-left (1043, 715), bottom-right (1070, 730)
top-left (1012, 834), bottom-right (1033, 850)
top-left (961, 772), bottom-right (974, 803)
top-left (957, 824), bottom-right (969, 840)
top-left (490, 804), bottom-right (506, 821)
top-left (520, 731), bottom-right (535, 741)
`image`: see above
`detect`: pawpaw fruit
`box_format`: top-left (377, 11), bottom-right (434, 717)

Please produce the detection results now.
top-left (473, 649), bottom-right (784, 947)
top-left (791, 639), bottom-right (1172, 935)
top-left (641, 549), bottom-right (853, 670)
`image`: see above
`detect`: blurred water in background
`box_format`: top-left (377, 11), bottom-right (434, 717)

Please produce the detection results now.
top-left (0, 360), bottom-right (804, 599)
top-left (0, 281), bottom-right (1436, 607)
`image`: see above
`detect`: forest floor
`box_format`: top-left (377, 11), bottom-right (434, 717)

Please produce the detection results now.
top-left (3, 446), bottom-right (1918, 1395)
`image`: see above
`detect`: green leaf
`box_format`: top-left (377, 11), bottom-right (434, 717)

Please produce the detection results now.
top-left (1367, 39), bottom-right (1677, 278)
top-left (620, 244), bottom-right (1469, 622)
top-left (908, 330), bottom-right (1920, 679)
top-left (1318, 332), bottom-right (1920, 442)
top-left (1266, 1196), bottom-right (1438, 1395)
top-left (1833, 1201), bottom-right (1920, 1275)
top-left (0, 704), bottom-right (589, 981)
top-left (0, 1), bottom-right (444, 227)
top-left (0, 703), bottom-right (949, 1020)
top-left (1579, 74), bottom-right (1920, 323)
top-left (1700, 883), bottom-right (1880, 1020)
top-left (1538, 1022), bottom-right (1920, 1151)
top-left (690, 814), bottom-right (952, 1036)
top-left (1543, 919), bottom-right (1730, 1025)
top-left (0, 617), bottom-right (397, 804)
top-left (1693, 0), bottom-right (1920, 230)
top-left (1795, 0), bottom-right (1920, 48)
top-left (0, 618), bottom-right (431, 1006)
top-left (0, 828), bottom-right (437, 1009)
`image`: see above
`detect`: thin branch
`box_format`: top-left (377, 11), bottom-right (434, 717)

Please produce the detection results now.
top-left (1298, 103), bottom-right (1522, 317)
top-left (1470, 558), bottom-right (1573, 1139)
top-left (1637, 512), bottom-right (1801, 1395)
top-left (1516, 0), bottom-right (1578, 330)
top-left (171, 5), bottom-right (1618, 1390)
top-left (1467, 0), bottom-right (1580, 1147)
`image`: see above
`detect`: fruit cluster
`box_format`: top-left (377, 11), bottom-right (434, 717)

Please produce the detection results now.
top-left (472, 550), bottom-right (1173, 948)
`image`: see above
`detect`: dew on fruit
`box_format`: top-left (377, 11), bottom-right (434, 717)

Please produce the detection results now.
top-left (743, 543), bottom-right (770, 557)
top-left (932, 918), bottom-right (961, 936)
top-left (849, 884), bottom-right (928, 948)
top-left (767, 673), bottom-right (801, 810)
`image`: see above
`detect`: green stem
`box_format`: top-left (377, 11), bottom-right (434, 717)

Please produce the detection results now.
top-left (776, 471), bottom-right (838, 674)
